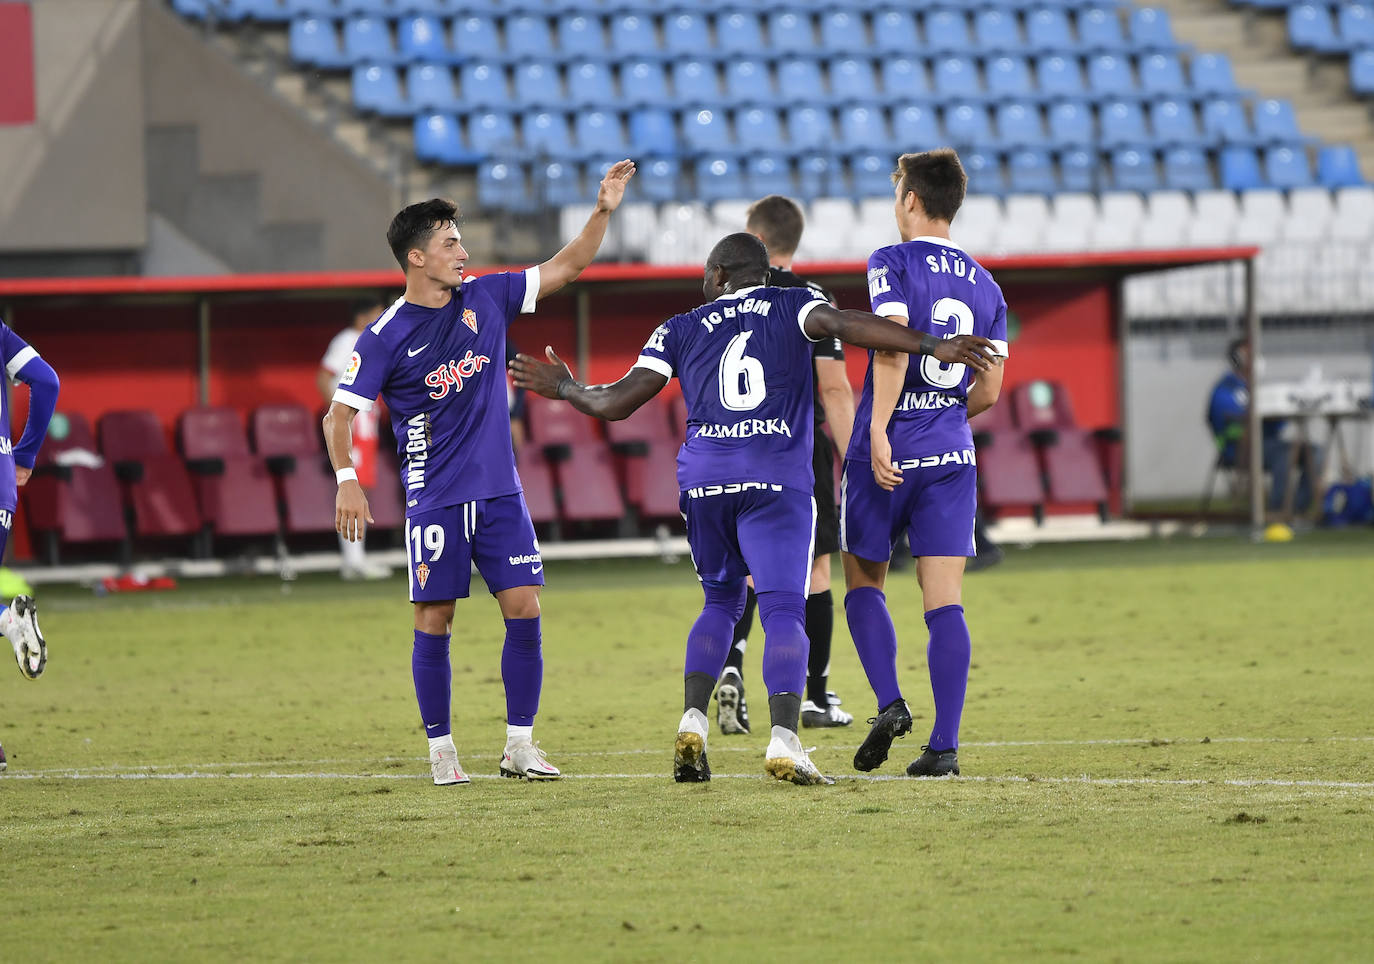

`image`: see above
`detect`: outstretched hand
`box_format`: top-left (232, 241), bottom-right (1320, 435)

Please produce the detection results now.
top-left (933, 335), bottom-right (1001, 372)
top-left (595, 159), bottom-right (636, 214)
top-left (509, 347), bottom-right (575, 400)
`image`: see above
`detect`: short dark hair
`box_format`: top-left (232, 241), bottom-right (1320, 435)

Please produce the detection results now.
top-left (892, 149), bottom-right (967, 223)
top-left (706, 233), bottom-right (770, 280)
top-left (386, 198), bottom-right (458, 270)
top-left (745, 195), bottom-right (804, 258)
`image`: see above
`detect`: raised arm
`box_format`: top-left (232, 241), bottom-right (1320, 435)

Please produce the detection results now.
top-left (510, 348), bottom-right (667, 422)
top-left (803, 304), bottom-right (997, 369)
top-left (535, 160), bottom-right (636, 300)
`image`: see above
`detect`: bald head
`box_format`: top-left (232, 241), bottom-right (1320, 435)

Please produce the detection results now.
top-left (702, 233), bottom-right (770, 301)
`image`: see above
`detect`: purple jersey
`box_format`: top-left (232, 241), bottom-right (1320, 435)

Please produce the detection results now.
top-left (333, 268), bottom-right (539, 514)
top-left (633, 285), bottom-right (829, 495)
top-left (0, 322), bottom-right (41, 509)
top-left (847, 238), bottom-right (1009, 463)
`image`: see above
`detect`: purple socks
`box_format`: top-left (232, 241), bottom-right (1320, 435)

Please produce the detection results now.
top-left (844, 587), bottom-right (903, 709)
top-left (925, 604), bottom-right (971, 751)
top-left (412, 629), bottom-right (452, 739)
top-left (501, 617), bottom-right (543, 726)
top-left (684, 581), bottom-right (748, 679)
top-left (756, 590), bottom-right (808, 698)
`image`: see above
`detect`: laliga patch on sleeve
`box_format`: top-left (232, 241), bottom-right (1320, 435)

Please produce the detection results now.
top-left (340, 350), bottom-right (361, 386)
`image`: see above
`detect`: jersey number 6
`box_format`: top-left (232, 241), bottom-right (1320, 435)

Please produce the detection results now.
top-left (718, 331), bottom-right (766, 412)
top-left (920, 297), bottom-right (975, 390)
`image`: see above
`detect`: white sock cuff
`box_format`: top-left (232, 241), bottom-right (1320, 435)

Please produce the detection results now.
top-left (427, 734), bottom-right (455, 754)
top-left (505, 724), bottom-right (534, 747)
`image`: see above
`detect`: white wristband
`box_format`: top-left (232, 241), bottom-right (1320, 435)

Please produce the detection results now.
top-left (335, 467), bottom-right (358, 485)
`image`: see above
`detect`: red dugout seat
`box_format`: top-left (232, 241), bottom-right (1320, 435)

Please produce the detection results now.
top-left (179, 407), bottom-right (279, 539)
top-left (623, 440), bottom-right (681, 521)
top-left (368, 447), bottom-right (405, 531)
top-left (23, 412), bottom-right (127, 562)
top-left (527, 395), bottom-right (598, 461)
top-left (251, 404), bottom-right (337, 536)
top-left (98, 410), bottom-right (202, 543)
top-left (605, 396), bottom-right (674, 454)
top-left (970, 402), bottom-right (1046, 523)
top-left (556, 442), bottom-right (625, 525)
top-left (515, 443), bottom-right (558, 527)
top-left (1009, 382), bottom-right (1113, 519)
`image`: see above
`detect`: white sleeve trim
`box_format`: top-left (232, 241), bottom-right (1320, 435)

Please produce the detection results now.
top-left (5, 345), bottom-right (38, 382)
top-left (332, 388), bottom-right (375, 413)
top-left (989, 339), bottom-right (1009, 358)
top-left (633, 355), bottom-right (673, 378)
top-left (521, 266), bottom-right (540, 314)
top-left (874, 301), bottom-right (909, 319)
top-left (796, 299), bottom-right (828, 342)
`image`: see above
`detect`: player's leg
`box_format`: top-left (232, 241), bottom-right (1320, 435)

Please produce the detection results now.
top-left (715, 575), bottom-right (754, 736)
top-left (0, 515), bottom-right (44, 681)
top-left (407, 506), bottom-right (473, 786)
top-left (801, 438), bottom-right (850, 728)
top-left (470, 495), bottom-right (559, 781)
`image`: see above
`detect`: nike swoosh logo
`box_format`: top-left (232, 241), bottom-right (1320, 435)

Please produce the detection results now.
top-left (407, 343), bottom-right (430, 357)
top-left (531, 565), bottom-right (543, 575)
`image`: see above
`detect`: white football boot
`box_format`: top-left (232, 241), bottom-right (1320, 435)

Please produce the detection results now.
top-left (429, 742), bottom-right (471, 786)
top-left (4, 596), bottom-right (46, 680)
top-left (673, 708), bottom-right (711, 782)
top-left (500, 742), bottom-right (561, 780)
top-left (764, 728), bottom-right (833, 786)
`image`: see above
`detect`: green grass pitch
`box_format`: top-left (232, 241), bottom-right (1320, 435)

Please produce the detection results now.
top-left (2, 532), bottom-right (1372, 961)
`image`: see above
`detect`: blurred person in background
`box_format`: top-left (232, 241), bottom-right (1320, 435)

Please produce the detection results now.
top-left (1208, 338), bottom-right (1315, 515)
top-left (319, 296), bottom-right (391, 580)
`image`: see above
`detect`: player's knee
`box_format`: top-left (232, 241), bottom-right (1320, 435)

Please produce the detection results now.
top-left (413, 600), bottom-right (455, 634)
top-left (702, 579), bottom-right (748, 622)
top-left (495, 586), bottom-right (541, 621)
top-left (755, 590), bottom-right (806, 633)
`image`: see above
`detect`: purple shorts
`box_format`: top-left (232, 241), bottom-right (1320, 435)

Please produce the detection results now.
top-left (840, 454), bottom-right (977, 561)
top-left (680, 483), bottom-right (816, 594)
top-left (405, 493), bottom-right (543, 602)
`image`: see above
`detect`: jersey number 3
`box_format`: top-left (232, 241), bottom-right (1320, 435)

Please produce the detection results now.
top-left (920, 297), bottom-right (975, 390)
top-left (718, 331), bottom-right (765, 412)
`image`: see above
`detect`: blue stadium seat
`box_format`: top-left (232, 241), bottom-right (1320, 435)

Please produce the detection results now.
top-left (1202, 97), bottom-right (1258, 145)
top-left (1219, 146), bottom-right (1264, 190)
top-left (1352, 48), bottom-right (1374, 94)
top-left (767, 12), bottom-right (816, 53)
top-left (414, 113), bottom-right (473, 164)
top-left (923, 9), bottom-right (972, 54)
top-left (880, 57), bottom-right (932, 101)
top-left (986, 56), bottom-right (1033, 99)
top-left (638, 157), bottom-right (681, 203)
top-left (505, 15), bottom-right (553, 60)
top-left (1339, 4), bottom-right (1374, 49)
top-left (1189, 53), bottom-right (1239, 97)
top-left (458, 62), bottom-right (507, 109)
top-left (628, 108), bottom-right (677, 155)
top-left (1077, 6), bottom-right (1127, 52)
top-left (777, 58), bottom-right (825, 99)
top-left (1317, 144), bottom-right (1365, 186)
top-left (1035, 55), bottom-right (1086, 99)
top-left (933, 56), bottom-right (979, 97)
top-left (850, 152), bottom-right (894, 198)
top-left (620, 60), bottom-right (670, 107)
top-left (821, 11), bottom-right (869, 54)
top-left (468, 111), bottom-right (517, 157)
top-left (1138, 53), bottom-right (1187, 96)
top-left (715, 11), bottom-right (765, 56)
top-left (664, 11), bottom-right (710, 55)
top-left (871, 9), bottom-right (920, 56)
top-left (610, 13), bottom-right (658, 57)
top-left (1008, 149), bottom-right (1057, 193)
top-left (830, 59), bottom-right (879, 103)
top-left (1265, 146), bottom-right (1314, 188)
top-left (407, 64), bottom-right (457, 111)
top-left (736, 107), bottom-right (784, 153)
top-left (540, 162), bottom-right (582, 207)
top-left (340, 0), bottom-right (396, 14)
top-left (521, 111), bottom-right (573, 158)
top-left (671, 60), bottom-right (721, 103)
top-left (696, 156), bottom-right (745, 201)
top-left (1129, 6), bottom-right (1180, 50)
top-left (573, 110), bottom-right (627, 160)
top-left (838, 105), bottom-right (888, 150)
top-left (478, 161), bottom-right (533, 215)
top-left (683, 107), bottom-right (732, 154)
top-left (451, 17), bottom-right (498, 59)
top-left (725, 60), bottom-right (777, 105)
top-left (352, 65), bottom-right (405, 115)
top-left (1162, 145), bottom-right (1213, 190)
top-left (1111, 148), bottom-right (1159, 191)
top-left (514, 62), bottom-right (563, 107)
top-left (284, 0), bottom-right (336, 15)
top-left (1253, 98), bottom-right (1303, 145)
top-left (1026, 8), bottom-right (1075, 54)
top-left (1048, 100), bottom-right (1094, 146)
top-left (235, 0), bottom-right (291, 21)
top-left (892, 104), bottom-right (941, 147)
top-left (1149, 99), bottom-right (1201, 145)
top-left (1099, 100), bottom-right (1149, 147)
top-left (974, 8), bottom-right (1024, 51)
top-left (557, 14), bottom-right (604, 60)
top-left (740, 154), bottom-right (789, 197)
top-left (1087, 54), bottom-right (1136, 98)
top-left (1287, 4), bottom-right (1340, 52)
top-left (943, 102), bottom-right (993, 147)
top-left (343, 16), bottom-right (396, 63)
top-left (1059, 148), bottom-right (1099, 193)
top-left (796, 154), bottom-right (842, 200)
top-left (567, 60), bottom-right (615, 108)
top-left (398, 15), bottom-right (448, 61)
top-left (289, 17), bottom-right (347, 68)
top-left (997, 102), bottom-right (1046, 147)
top-left (963, 150), bottom-right (1005, 195)
top-left (786, 106), bottom-right (833, 150)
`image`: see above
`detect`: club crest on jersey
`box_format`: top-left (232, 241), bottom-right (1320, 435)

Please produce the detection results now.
top-left (415, 562), bottom-right (430, 589)
top-left (425, 349), bottom-right (491, 399)
top-left (340, 350), bottom-right (361, 387)
top-left (462, 308), bottom-right (478, 333)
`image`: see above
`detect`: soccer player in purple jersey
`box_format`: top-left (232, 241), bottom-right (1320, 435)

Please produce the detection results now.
top-left (0, 320), bottom-right (60, 772)
top-left (323, 160), bottom-right (635, 786)
top-left (841, 150), bottom-right (1010, 779)
top-left (509, 233), bottom-right (997, 786)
